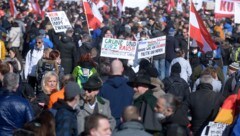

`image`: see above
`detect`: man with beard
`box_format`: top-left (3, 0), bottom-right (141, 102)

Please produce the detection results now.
top-left (77, 74), bottom-right (116, 135)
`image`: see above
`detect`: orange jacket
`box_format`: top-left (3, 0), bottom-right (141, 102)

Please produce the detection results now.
top-left (48, 88), bottom-right (64, 109)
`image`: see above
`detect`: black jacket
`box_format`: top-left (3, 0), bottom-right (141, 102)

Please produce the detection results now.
top-left (161, 108), bottom-right (190, 136)
top-left (55, 99), bottom-right (78, 136)
top-left (113, 121), bottom-right (152, 136)
top-left (56, 35), bottom-right (76, 74)
top-left (182, 83), bottom-right (224, 136)
top-left (165, 36), bottom-right (179, 62)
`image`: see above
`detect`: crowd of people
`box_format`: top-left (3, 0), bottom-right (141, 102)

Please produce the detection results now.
top-left (1, 0), bottom-right (240, 136)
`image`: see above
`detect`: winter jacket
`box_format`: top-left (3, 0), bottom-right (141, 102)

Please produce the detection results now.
top-left (165, 35), bottom-right (179, 62)
top-left (163, 73), bottom-right (190, 101)
top-left (54, 99), bottom-right (78, 136)
top-left (56, 35), bottom-right (76, 74)
top-left (134, 90), bottom-right (162, 132)
top-left (76, 96), bottom-right (116, 135)
top-left (0, 40), bottom-right (6, 60)
top-left (161, 108), bottom-right (190, 136)
top-left (113, 121), bottom-right (152, 136)
top-left (8, 26), bottom-right (22, 48)
top-left (99, 75), bottom-right (134, 124)
top-left (0, 90), bottom-right (34, 136)
top-left (182, 83), bottom-right (224, 135)
top-left (48, 88), bottom-right (65, 109)
top-left (72, 66), bottom-right (97, 89)
top-left (24, 46), bottom-right (44, 79)
top-left (169, 57), bottom-right (192, 82)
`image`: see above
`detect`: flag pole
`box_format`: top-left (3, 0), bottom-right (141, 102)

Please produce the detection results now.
top-left (187, 0), bottom-right (192, 60)
top-left (83, 0), bottom-right (92, 36)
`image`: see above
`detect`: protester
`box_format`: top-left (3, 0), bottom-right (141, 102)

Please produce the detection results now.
top-left (54, 81), bottom-right (82, 136)
top-left (99, 59), bottom-right (134, 126)
top-left (77, 74), bottom-right (116, 135)
top-left (155, 94), bottom-right (190, 136)
top-left (112, 106), bottom-right (152, 136)
top-left (83, 113), bottom-right (112, 136)
top-left (128, 73), bottom-right (162, 134)
top-left (0, 73), bottom-right (33, 136)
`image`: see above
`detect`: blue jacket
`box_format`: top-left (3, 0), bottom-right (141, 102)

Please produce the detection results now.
top-left (0, 90), bottom-right (34, 136)
top-left (55, 99), bottom-right (78, 136)
top-left (99, 76), bottom-right (134, 124)
top-left (29, 37), bottom-right (54, 49)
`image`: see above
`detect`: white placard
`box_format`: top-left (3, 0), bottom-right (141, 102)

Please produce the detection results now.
top-left (137, 36), bottom-right (166, 59)
top-left (46, 11), bottom-right (72, 33)
top-left (235, 2), bottom-right (240, 24)
top-left (100, 38), bottom-right (137, 60)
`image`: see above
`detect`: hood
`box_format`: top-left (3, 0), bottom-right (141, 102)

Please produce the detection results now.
top-left (119, 121), bottom-right (145, 130)
top-left (61, 35), bottom-right (72, 43)
top-left (105, 75), bottom-right (128, 88)
top-left (162, 108), bottom-right (189, 126)
top-left (52, 99), bottom-right (75, 112)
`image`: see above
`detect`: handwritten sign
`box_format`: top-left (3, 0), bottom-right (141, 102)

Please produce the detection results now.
top-left (201, 122), bottom-right (228, 136)
top-left (100, 38), bottom-right (137, 59)
top-left (235, 2), bottom-right (240, 24)
top-left (46, 11), bottom-right (72, 33)
top-left (137, 36), bottom-right (166, 59)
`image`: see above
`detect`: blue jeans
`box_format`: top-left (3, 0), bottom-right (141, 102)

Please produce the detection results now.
top-left (165, 60), bottom-right (171, 78)
top-left (153, 59), bottom-right (165, 80)
top-left (222, 65), bottom-right (228, 83)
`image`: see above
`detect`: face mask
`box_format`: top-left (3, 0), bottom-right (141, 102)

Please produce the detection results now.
top-left (192, 49), bottom-right (198, 54)
top-left (155, 112), bottom-right (166, 121)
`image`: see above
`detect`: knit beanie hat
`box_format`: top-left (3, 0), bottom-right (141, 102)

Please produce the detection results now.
top-left (171, 62), bottom-right (181, 74)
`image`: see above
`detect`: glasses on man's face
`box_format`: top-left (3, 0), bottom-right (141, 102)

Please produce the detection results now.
top-left (36, 42), bottom-right (42, 44)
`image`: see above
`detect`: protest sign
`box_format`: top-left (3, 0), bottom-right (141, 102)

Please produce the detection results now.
top-left (46, 11), bottom-right (72, 33)
top-left (201, 121), bottom-right (228, 136)
top-left (137, 36), bottom-right (166, 59)
top-left (235, 2), bottom-right (240, 24)
top-left (215, 0), bottom-right (236, 18)
top-left (100, 38), bottom-right (137, 59)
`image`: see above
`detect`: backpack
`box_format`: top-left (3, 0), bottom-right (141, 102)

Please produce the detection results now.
top-left (37, 60), bottom-right (55, 84)
top-left (164, 78), bottom-right (189, 101)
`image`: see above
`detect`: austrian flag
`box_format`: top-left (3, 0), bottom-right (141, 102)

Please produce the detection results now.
top-left (83, 0), bottom-right (103, 30)
top-left (190, 2), bottom-right (217, 53)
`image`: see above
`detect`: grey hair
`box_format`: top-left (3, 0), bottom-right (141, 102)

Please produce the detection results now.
top-left (200, 74), bottom-right (213, 84)
top-left (36, 35), bottom-right (44, 41)
top-left (159, 94), bottom-right (180, 112)
top-left (3, 73), bottom-right (19, 92)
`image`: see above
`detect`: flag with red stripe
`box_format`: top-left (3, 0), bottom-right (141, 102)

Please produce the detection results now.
top-left (9, 0), bottom-right (19, 17)
top-left (83, 0), bottom-right (103, 30)
top-left (30, 0), bottom-right (41, 15)
top-left (190, 2), bottom-right (217, 53)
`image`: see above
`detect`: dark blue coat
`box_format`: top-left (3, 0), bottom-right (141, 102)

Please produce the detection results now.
top-left (99, 75), bottom-right (134, 124)
top-left (0, 90), bottom-right (34, 136)
top-left (55, 99), bottom-right (78, 136)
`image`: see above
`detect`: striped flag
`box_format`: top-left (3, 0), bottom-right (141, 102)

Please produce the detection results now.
top-left (30, 0), bottom-right (41, 15)
top-left (83, 0), bottom-right (103, 30)
top-left (9, 0), bottom-right (19, 17)
top-left (189, 1), bottom-right (217, 53)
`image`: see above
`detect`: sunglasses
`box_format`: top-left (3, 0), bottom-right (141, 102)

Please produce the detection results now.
top-left (36, 42), bottom-right (42, 44)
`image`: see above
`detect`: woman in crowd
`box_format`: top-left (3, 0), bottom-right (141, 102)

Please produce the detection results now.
top-left (8, 47), bottom-right (23, 74)
top-left (36, 71), bottom-right (59, 110)
top-left (49, 50), bottom-right (64, 82)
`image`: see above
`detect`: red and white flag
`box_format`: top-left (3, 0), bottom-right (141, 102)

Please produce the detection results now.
top-left (30, 0), bottom-right (41, 15)
top-left (167, 0), bottom-right (175, 13)
top-left (83, 0), bottom-right (103, 30)
top-left (9, 0), bottom-right (19, 17)
top-left (94, 0), bottom-right (109, 12)
top-left (190, 2), bottom-right (217, 53)
top-left (41, 0), bottom-right (54, 18)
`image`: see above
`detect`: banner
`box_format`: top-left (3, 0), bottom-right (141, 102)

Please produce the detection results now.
top-left (123, 0), bottom-right (149, 10)
top-left (215, 0), bottom-right (237, 18)
top-left (100, 38), bottom-right (137, 59)
top-left (235, 2), bottom-right (240, 23)
top-left (137, 36), bottom-right (166, 59)
top-left (46, 11), bottom-right (72, 33)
